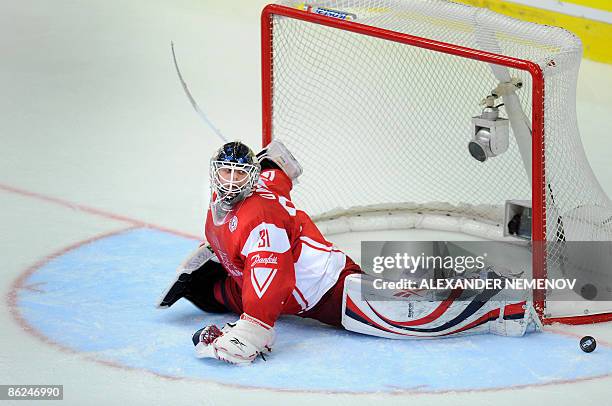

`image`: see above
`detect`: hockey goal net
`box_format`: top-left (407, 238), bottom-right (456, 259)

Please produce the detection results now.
top-left (261, 0), bottom-right (612, 324)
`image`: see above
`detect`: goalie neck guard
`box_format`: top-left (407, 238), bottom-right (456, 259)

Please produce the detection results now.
top-left (209, 141), bottom-right (261, 225)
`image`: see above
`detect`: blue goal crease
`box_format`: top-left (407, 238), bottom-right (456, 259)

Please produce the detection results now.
top-left (16, 228), bottom-right (612, 393)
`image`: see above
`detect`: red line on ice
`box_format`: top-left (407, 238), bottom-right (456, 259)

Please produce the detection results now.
top-left (0, 182), bottom-right (200, 240)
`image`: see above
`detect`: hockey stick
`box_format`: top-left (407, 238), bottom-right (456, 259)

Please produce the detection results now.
top-left (171, 41), bottom-right (227, 142)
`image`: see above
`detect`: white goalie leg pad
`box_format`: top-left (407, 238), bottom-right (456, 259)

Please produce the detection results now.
top-left (341, 274), bottom-right (538, 339)
top-left (258, 139), bottom-right (303, 181)
top-left (156, 244), bottom-right (218, 308)
top-left (177, 244), bottom-right (219, 274)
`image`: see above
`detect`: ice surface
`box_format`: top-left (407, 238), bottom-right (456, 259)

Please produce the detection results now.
top-left (1, 0), bottom-right (612, 405)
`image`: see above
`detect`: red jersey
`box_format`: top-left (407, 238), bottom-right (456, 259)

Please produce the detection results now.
top-left (204, 169), bottom-right (346, 326)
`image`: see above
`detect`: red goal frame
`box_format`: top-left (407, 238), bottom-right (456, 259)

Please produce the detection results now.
top-left (260, 4), bottom-right (611, 325)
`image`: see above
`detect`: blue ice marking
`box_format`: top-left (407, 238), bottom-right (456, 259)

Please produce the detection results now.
top-left (17, 228), bottom-right (612, 392)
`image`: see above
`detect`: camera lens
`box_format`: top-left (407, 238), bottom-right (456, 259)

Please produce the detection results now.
top-left (468, 141), bottom-right (487, 162)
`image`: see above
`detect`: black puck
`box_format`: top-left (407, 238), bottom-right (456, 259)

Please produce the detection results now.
top-left (580, 336), bottom-right (596, 353)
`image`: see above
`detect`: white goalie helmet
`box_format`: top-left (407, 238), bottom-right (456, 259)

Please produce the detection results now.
top-left (209, 141), bottom-right (260, 224)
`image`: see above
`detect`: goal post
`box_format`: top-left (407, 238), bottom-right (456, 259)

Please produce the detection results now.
top-left (260, 0), bottom-right (612, 325)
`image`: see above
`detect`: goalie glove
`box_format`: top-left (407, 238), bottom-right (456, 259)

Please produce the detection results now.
top-left (257, 139), bottom-right (303, 181)
top-left (192, 313), bottom-right (275, 365)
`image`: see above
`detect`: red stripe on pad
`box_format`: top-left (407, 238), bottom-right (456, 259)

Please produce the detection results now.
top-left (366, 288), bottom-right (463, 327)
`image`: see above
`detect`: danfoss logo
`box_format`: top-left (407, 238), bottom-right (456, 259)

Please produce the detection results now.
top-left (251, 254), bottom-right (278, 266)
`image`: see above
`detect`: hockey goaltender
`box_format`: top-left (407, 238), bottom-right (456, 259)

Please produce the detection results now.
top-left (157, 140), bottom-right (540, 365)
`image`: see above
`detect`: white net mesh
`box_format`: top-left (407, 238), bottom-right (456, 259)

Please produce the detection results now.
top-left (264, 0), bottom-right (612, 319)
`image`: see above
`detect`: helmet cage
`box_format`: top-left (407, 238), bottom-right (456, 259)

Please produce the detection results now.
top-left (210, 160), bottom-right (260, 208)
